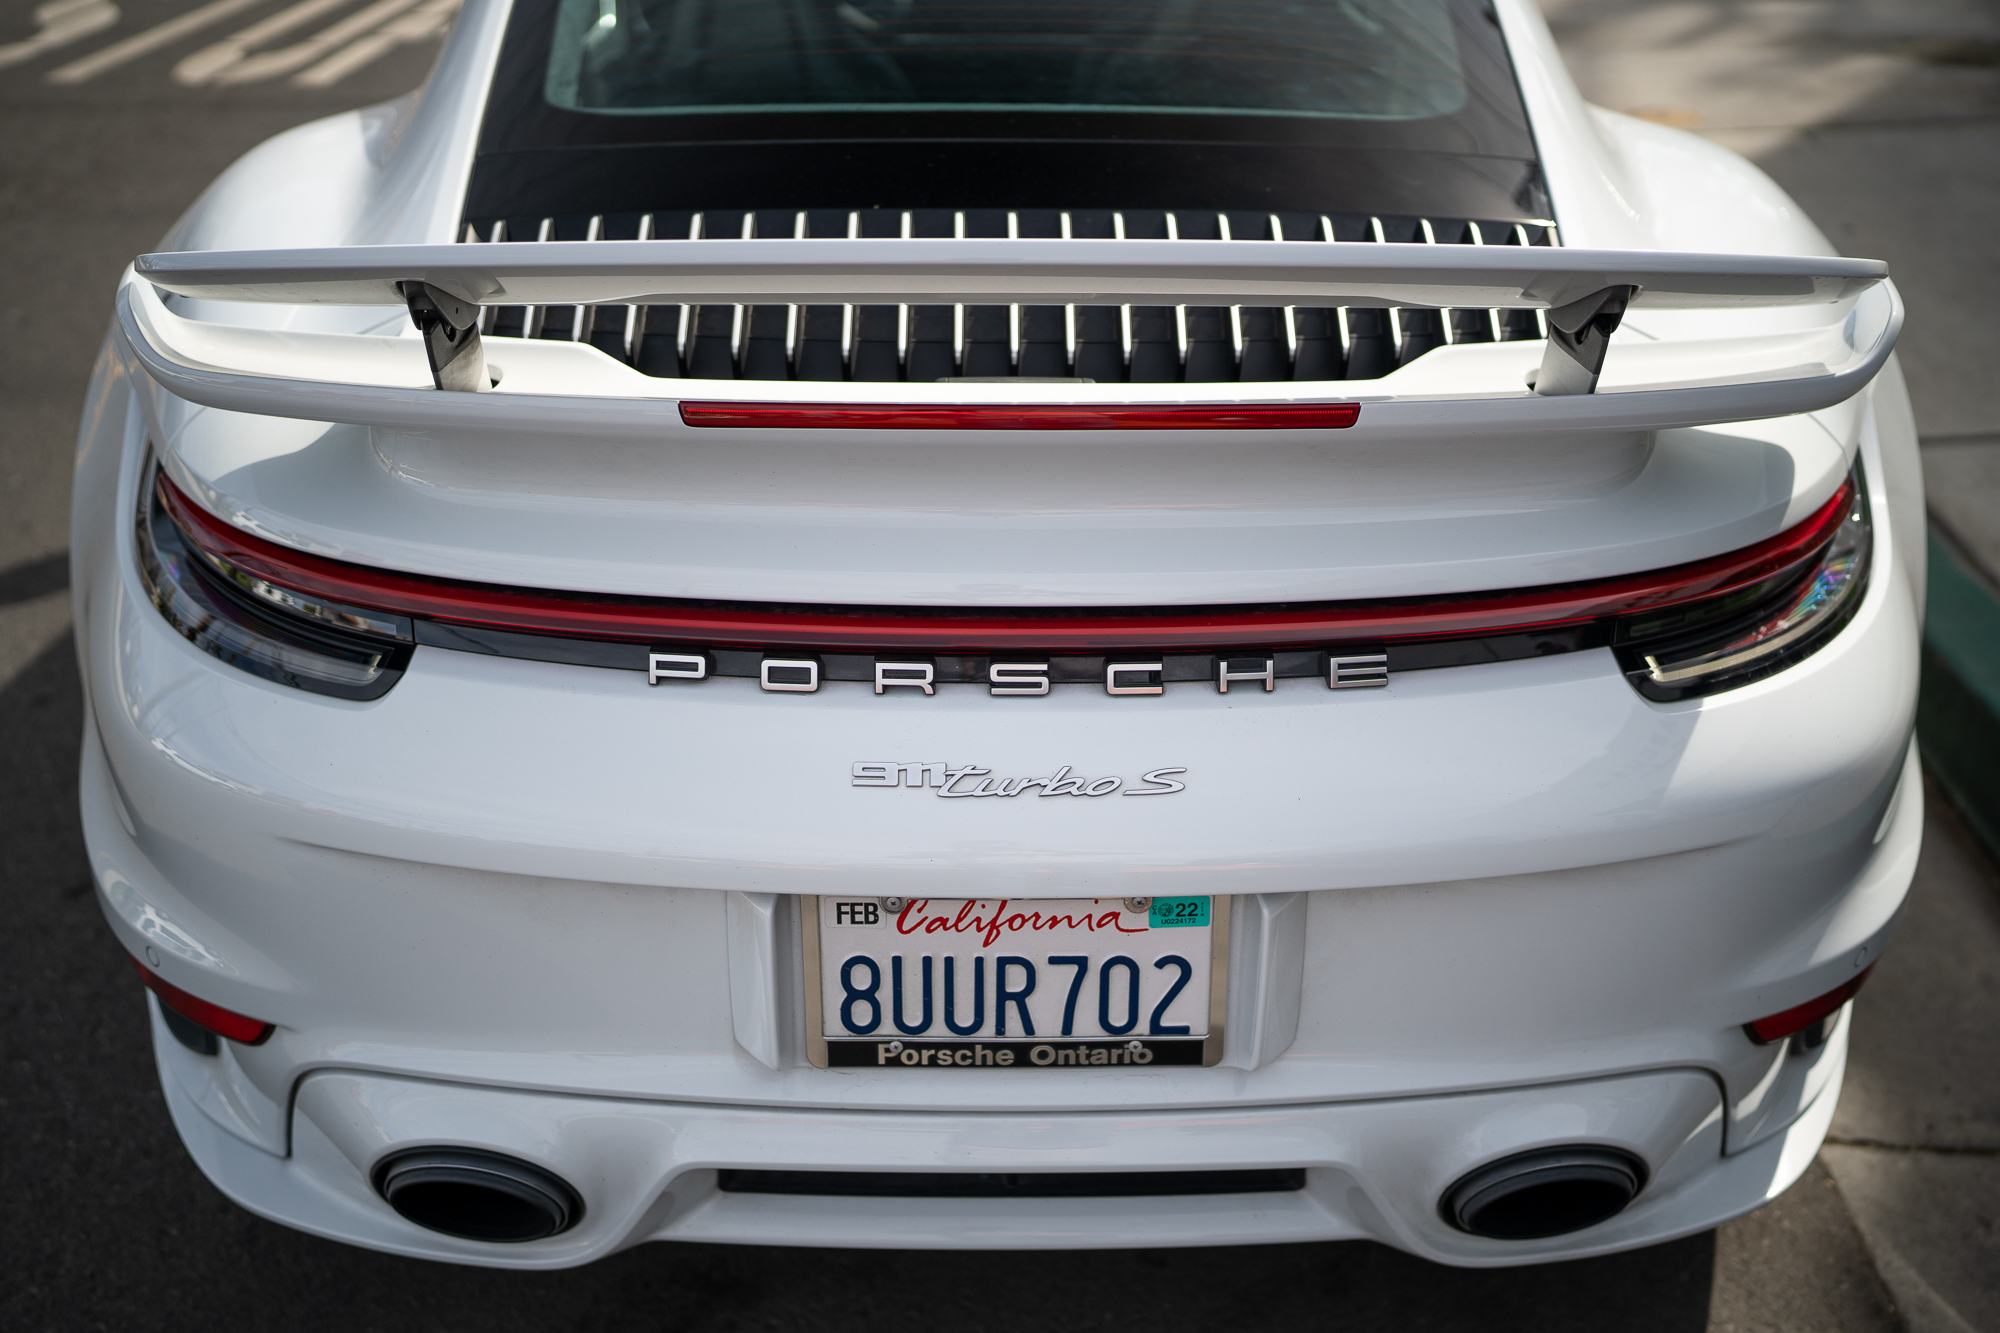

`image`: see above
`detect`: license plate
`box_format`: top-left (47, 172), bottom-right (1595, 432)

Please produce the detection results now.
top-left (803, 896), bottom-right (1228, 1069)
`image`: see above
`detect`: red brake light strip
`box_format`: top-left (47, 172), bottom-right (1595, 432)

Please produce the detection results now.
top-left (158, 472), bottom-right (1853, 653)
top-left (678, 402), bottom-right (1361, 430)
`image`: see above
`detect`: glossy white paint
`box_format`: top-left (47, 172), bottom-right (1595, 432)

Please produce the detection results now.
top-left (117, 268), bottom-right (1903, 444)
top-left (139, 237), bottom-right (1885, 309)
top-left (132, 359), bottom-right (1872, 608)
top-left (88, 536), bottom-right (1915, 909)
top-left (110, 0), bottom-right (1906, 610)
top-left (1492, 0), bottom-right (1838, 258)
top-left (157, 0), bottom-right (503, 258)
top-left (144, 1038), bottom-right (1851, 1268)
top-left (73, 0), bottom-right (1927, 1267)
top-left (76, 398), bottom-right (1916, 1117)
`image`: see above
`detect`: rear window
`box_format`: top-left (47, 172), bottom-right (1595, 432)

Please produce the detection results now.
top-left (544, 0), bottom-right (1467, 121)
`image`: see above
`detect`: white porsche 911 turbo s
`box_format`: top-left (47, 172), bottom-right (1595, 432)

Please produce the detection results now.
top-left (76, 0), bottom-right (1921, 1268)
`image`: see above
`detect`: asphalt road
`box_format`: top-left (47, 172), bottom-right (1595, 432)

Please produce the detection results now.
top-left (0, 2), bottom-right (1994, 1330)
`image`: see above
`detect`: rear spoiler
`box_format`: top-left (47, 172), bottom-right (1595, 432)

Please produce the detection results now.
top-left (118, 240), bottom-right (1898, 435)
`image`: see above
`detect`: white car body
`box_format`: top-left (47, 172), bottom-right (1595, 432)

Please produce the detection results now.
top-left (73, 0), bottom-right (1923, 1268)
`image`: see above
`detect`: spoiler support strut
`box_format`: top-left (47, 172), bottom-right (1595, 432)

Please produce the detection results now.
top-left (399, 280), bottom-right (488, 392)
top-left (1534, 286), bottom-right (1635, 396)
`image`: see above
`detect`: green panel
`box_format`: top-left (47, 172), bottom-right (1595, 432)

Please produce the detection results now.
top-left (1920, 532), bottom-right (2000, 857)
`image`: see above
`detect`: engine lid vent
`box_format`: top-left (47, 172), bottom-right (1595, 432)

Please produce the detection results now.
top-left (459, 207), bottom-right (1556, 383)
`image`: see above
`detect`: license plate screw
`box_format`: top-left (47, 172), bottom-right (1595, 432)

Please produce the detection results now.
top-left (885, 1041), bottom-right (904, 1055)
top-left (1125, 1040), bottom-right (1145, 1054)
top-left (1124, 897), bottom-right (1150, 914)
top-left (882, 897), bottom-right (906, 913)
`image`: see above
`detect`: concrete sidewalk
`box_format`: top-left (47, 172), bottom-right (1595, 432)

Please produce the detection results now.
top-left (1545, 2), bottom-right (2000, 1328)
top-left (1543, 1), bottom-right (2000, 862)
top-left (1825, 795), bottom-right (2000, 1333)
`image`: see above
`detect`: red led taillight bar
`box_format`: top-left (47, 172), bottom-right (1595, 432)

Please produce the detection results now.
top-left (678, 402), bottom-right (1361, 430)
top-left (157, 472), bottom-right (1853, 652)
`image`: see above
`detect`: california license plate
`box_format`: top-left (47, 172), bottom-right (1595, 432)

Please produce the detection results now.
top-left (804, 896), bottom-right (1228, 1069)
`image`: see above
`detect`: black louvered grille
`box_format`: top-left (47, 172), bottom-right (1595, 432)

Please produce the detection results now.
top-left (460, 207), bottom-right (1557, 383)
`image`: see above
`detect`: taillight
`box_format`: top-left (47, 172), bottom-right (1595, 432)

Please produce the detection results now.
top-left (129, 953), bottom-right (273, 1046)
top-left (136, 453), bottom-right (1867, 701)
top-left (1615, 469), bottom-right (1870, 701)
top-left (135, 456), bottom-right (411, 700)
top-left (1745, 966), bottom-right (1874, 1045)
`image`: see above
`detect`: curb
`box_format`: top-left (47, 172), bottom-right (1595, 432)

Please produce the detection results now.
top-left (1919, 526), bottom-right (2000, 858)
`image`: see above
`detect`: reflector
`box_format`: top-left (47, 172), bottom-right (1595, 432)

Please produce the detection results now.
top-left (128, 953), bottom-right (273, 1045)
top-left (1745, 965), bottom-right (1874, 1045)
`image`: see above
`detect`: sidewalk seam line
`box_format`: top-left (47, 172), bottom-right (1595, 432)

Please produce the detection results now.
top-left (1825, 1135), bottom-right (2000, 1158)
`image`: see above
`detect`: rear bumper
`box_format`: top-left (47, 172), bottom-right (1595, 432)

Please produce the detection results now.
top-left (153, 992), bottom-right (1848, 1268)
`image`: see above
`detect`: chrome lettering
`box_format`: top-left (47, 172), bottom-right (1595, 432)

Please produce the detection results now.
top-left (1040, 766), bottom-right (1086, 796)
top-left (647, 652), bottom-right (707, 684)
top-left (1217, 656), bottom-right (1276, 693)
top-left (760, 657), bottom-right (820, 693)
top-left (1329, 653), bottom-right (1390, 689)
top-left (858, 763), bottom-right (1187, 797)
top-left (875, 661), bottom-right (936, 695)
top-left (1105, 661), bottom-right (1164, 696)
top-left (1125, 767), bottom-right (1188, 796)
top-left (937, 765), bottom-right (991, 797)
top-left (989, 661), bottom-right (1051, 696)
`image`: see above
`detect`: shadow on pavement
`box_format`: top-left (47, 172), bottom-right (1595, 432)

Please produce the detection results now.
top-left (0, 550), bottom-right (68, 605)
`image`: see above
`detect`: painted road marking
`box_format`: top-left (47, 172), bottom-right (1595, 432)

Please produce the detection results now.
top-left (210, 0), bottom-right (427, 83)
top-left (292, 0), bottom-right (457, 86)
top-left (42, 0), bottom-right (452, 85)
top-left (173, 0), bottom-right (354, 82)
top-left (0, 0), bottom-right (120, 70)
top-left (46, 0), bottom-right (268, 82)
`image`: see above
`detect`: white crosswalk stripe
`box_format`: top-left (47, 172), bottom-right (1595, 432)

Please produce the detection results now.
top-left (292, 0), bottom-right (457, 86)
top-left (214, 0), bottom-right (428, 82)
top-left (34, 0), bottom-right (453, 86)
top-left (0, 0), bottom-right (120, 70)
top-left (172, 0), bottom-right (354, 82)
top-left (46, 0), bottom-right (269, 82)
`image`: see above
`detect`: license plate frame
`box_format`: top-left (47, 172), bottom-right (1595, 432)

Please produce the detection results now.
top-left (802, 895), bottom-right (1229, 1069)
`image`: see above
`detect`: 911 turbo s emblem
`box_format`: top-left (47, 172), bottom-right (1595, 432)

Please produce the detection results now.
top-left (852, 762), bottom-right (1188, 797)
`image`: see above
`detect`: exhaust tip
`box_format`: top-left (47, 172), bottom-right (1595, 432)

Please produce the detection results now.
top-left (1441, 1146), bottom-right (1646, 1241)
top-left (374, 1149), bottom-right (583, 1243)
